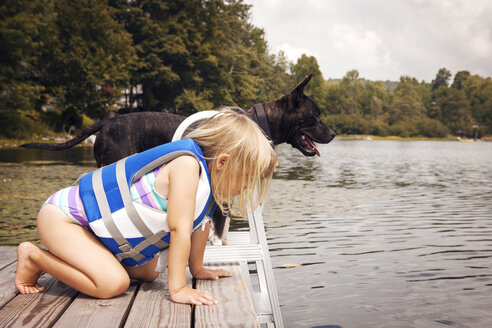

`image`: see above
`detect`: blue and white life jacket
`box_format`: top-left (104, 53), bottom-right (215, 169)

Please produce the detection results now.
top-left (79, 139), bottom-right (216, 266)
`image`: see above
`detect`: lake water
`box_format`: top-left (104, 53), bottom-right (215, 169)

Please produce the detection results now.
top-left (1, 140), bottom-right (492, 327)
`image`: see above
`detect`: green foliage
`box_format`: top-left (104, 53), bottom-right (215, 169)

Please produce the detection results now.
top-left (434, 87), bottom-right (472, 132)
top-left (291, 54), bottom-right (324, 93)
top-left (0, 108), bottom-right (51, 138)
top-left (370, 120), bottom-right (391, 136)
top-left (340, 70), bottom-right (361, 115)
top-left (0, 0), bottom-right (136, 135)
top-left (1, 1), bottom-right (492, 139)
top-left (318, 67), bottom-right (491, 138)
top-left (322, 114), bottom-right (371, 135)
top-left (462, 75), bottom-right (492, 135)
top-left (388, 121), bottom-right (417, 137)
top-left (0, 0), bottom-right (56, 136)
top-left (432, 68), bottom-right (451, 91)
top-left (413, 117), bottom-right (449, 138)
top-left (109, 0), bottom-right (290, 114)
top-left (452, 71), bottom-right (470, 90)
top-left (387, 76), bottom-right (426, 124)
top-left (0, 0), bottom-right (54, 109)
top-left (48, 0), bottom-right (136, 122)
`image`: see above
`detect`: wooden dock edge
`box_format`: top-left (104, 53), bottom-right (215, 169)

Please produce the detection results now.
top-left (0, 247), bottom-right (259, 327)
top-left (195, 264), bottom-right (260, 328)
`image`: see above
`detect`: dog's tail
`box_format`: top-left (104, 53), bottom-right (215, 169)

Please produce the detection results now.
top-left (20, 120), bottom-right (105, 150)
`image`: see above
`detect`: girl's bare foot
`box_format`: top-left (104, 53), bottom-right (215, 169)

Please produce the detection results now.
top-left (15, 242), bottom-right (45, 294)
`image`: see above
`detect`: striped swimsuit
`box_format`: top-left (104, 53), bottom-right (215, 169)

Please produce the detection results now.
top-left (44, 166), bottom-right (167, 230)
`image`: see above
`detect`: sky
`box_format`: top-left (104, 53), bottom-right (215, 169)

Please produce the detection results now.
top-left (243, 0), bottom-right (492, 82)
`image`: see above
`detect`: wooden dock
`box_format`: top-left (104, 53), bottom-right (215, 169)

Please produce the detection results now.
top-left (0, 246), bottom-right (260, 327)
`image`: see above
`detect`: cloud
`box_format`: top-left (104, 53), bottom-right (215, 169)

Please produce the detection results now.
top-left (273, 43), bottom-right (319, 63)
top-left (326, 24), bottom-right (401, 80)
top-left (244, 0), bottom-right (492, 82)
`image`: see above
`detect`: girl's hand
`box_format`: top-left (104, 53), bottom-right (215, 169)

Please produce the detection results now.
top-left (170, 287), bottom-right (218, 305)
top-left (193, 267), bottom-right (233, 280)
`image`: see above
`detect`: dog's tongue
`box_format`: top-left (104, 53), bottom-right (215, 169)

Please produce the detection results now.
top-left (304, 135), bottom-right (320, 156)
top-left (311, 141), bottom-right (320, 157)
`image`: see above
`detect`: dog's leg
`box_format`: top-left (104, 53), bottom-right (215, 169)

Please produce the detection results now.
top-left (208, 214), bottom-right (230, 246)
top-left (208, 209), bottom-right (231, 245)
top-left (208, 219), bottom-right (220, 245)
top-left (221, 215), bottom-right (230, 245)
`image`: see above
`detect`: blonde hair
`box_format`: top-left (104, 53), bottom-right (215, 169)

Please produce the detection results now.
top-left (184, 108), bottom-right (277, 216)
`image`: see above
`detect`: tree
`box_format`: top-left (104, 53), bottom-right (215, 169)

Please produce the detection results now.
top-left (0, 0), bottom-right (56, 111)
top-left (0, 0), bottom-right (59, 137)
top-left (387, 76), bottom-right (425, 125)
top-left (109, 0), bottom-right (289, 114)
top-left (43, 0), bottom-right (136, 129)
top-left (109, 0), bottom-right (194, 112)
top-left (340, 69), bottom-right (361, 115)
top-left (290, 54), bottom-right (324, 97)
top-left (359, 80), bottom-right (387, 119)
top-left (437, 88), bottom-right (472, 133)
top-left (318, 82), bottom-right (345, 115)
top-left (431, 67), bottom-right (451, 91)
top-left (463, 75), bottom-right (492, 135)
top-left (451, 70), bottom-right (470, 90)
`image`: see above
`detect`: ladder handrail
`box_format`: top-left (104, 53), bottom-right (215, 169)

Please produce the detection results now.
top-left (247, 205), bottom-right (284, 328)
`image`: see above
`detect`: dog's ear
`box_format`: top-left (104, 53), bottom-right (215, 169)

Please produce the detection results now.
top-left (286, 74), bottom-right (312, 108)
top-left (291, 74), bottom-right (312, 95)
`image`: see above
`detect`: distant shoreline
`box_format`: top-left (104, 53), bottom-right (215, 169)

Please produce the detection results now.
top-left (1, 134), bottom-right (491, 149)
top-left (336, 135), bottom-right (492, 142)
top-left (0, 137), bottom-right (93, 149)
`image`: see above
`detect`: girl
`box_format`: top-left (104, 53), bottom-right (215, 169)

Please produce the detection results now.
top-left (14, 109), bottom-right (277, 305)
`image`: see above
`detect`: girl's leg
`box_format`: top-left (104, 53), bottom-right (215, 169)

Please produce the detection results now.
top-left (123, 255), bottom-right (159, 282)
top-left (15, 243), bottom-right (45, 294)
top-left (15, 205), bottom-right (130, 298)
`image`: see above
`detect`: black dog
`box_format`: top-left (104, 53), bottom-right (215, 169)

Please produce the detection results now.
top-left (23, 74), bottom-right (335, 164)
top-left (22, 74), bottom-right (335, 237)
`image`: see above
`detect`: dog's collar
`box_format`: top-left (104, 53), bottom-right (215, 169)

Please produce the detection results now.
top-left (253, 103), bottom-right (273, 141)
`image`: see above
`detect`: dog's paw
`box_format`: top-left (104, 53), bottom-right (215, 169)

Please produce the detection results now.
top-left (209, 234), bottom-right (223, 246)
top-left (208, 215), bottom-right (231, 246)
top-left (208, 219), bottom-right (223, 245)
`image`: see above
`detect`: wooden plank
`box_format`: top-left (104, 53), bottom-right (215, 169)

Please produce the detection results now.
top-left (124, 272), bottom-right (192, 328)
top-left (0, 246), bottom-right (17, 270)
top-left (195, 264), bottom-right (259, 328)
top-left (52, 280), bottom-right (139, 328)
top-left (0, 262), bottom-right (18, 309)
top-left (0, 274), bottom-right (78, 328)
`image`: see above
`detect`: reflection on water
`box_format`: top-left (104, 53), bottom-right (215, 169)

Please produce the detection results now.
top-left (0, 146), bottom-right (96, 167)
top-left (265, 140), bottom-right (492, 327)
top-left (1, 140), bottom-right (492, 327)
top-left (0, 147), bottom-right (96, 245)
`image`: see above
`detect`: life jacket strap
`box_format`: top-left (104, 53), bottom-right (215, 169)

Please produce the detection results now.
top-left (92, 168), bottom-right (131, 250)
top-left (116, 159), bottom-right (154, 238)
top-left (92, 159), bottom-right (164, 263)
top-left (115, 230), bottom-right (169, 262)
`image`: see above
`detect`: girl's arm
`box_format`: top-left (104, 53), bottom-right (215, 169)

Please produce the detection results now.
top-left (164, 155), bottom-right (216, 305)
top-left (189, 222), bottom-right (232, 280)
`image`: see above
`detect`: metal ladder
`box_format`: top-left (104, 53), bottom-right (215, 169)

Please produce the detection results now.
top-left (203, 205), bottom-right (283, 327)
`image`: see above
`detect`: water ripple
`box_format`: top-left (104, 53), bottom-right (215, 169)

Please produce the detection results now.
top-left (2, 141), bottom-right (492, 327)
top-left (263, 141), bottom-right (492, 327)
